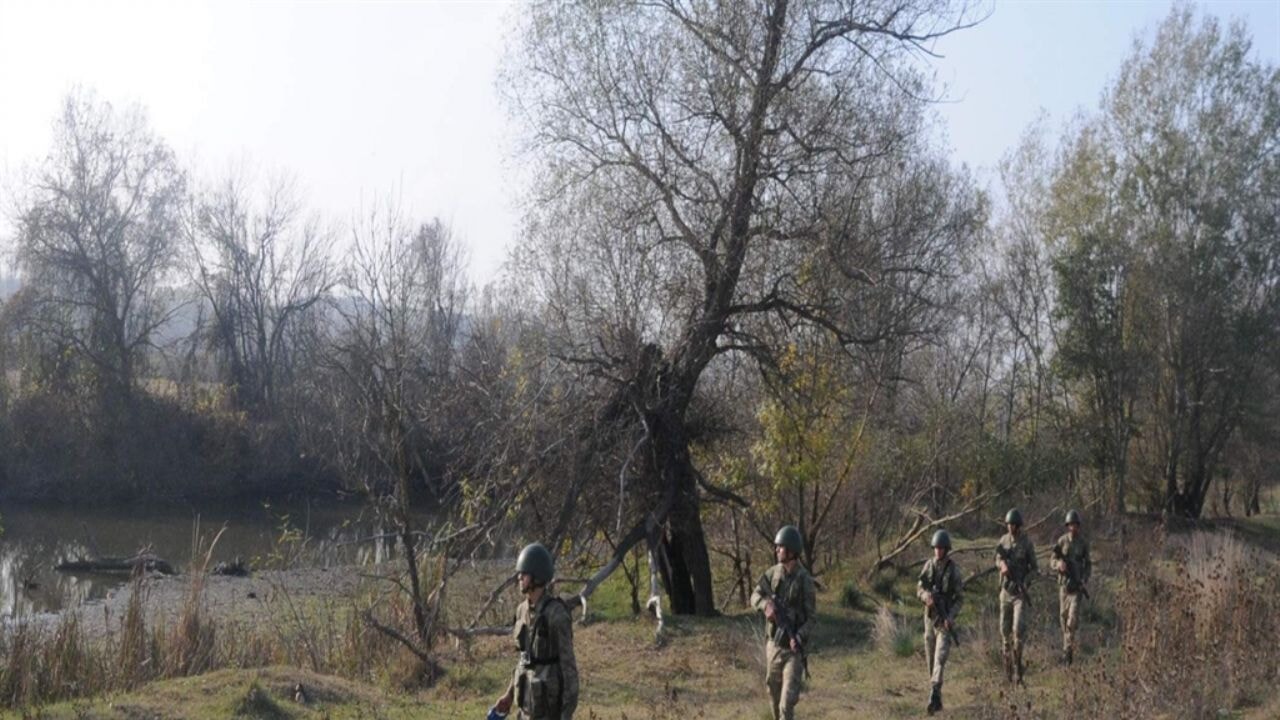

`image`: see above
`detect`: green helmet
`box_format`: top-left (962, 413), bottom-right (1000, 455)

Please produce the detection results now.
top-left (773, 525), bottom-right (804, 556)
top-left (515, 543), bottom-right (555, 586)
top-left (930, 529), bottom-right (952, 549)
top-left (1065, 509), bottom-right (1083, 525)
top-left (1004, 508), bottom-right (1024, 526)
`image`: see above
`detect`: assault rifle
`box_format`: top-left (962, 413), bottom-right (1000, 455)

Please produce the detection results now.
top-left (1052, 544), bottom-right (1090, 600)
top-left (928, 587), bottom-right (961, 648)
top-left (767, 595), bottom-right (811, 680)
top-left (995, 544), bottom-right (1032, 605)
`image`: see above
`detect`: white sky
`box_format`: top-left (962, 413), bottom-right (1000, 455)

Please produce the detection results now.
top-left (1, 0), bottom-right (1277, 285)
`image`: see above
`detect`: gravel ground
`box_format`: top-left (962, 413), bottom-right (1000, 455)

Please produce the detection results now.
top-left (17, 566), bottom-right (366, 639)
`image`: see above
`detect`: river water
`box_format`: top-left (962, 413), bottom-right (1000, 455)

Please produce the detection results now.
top-left (0, 500), bottom-right (403, 618)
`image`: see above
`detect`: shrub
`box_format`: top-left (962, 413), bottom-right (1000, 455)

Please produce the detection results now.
top-left (872, 606), bottom-right (916, 658)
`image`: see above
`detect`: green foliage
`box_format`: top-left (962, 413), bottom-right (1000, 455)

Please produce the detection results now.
top-left (744, 341), bottom-right (868, 568)
top-left (580, 554), bottom-right (648, 622)
top-left (839, 581), bottom-right (861, 609)
top-left (751, 344), bottom-right (853, 496)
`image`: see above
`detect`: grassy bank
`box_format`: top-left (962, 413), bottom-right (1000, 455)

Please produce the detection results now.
top-left (5, 518), bottom-right (1280, 719)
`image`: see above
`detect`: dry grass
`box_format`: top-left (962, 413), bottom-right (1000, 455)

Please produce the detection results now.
top-left (0, 565), bottom-right (422, 710)
top-left (967, 525), bottom-right (1280, 719)
top-left (4, 521), bottom-right (1280, 718)
top-left (872, 606), bottom-right (916, 658)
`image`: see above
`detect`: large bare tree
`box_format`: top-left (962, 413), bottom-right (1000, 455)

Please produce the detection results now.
top-left (14, 92), bottom-right (186, 407)
top-left (506, 0), bottom-right (984, 614)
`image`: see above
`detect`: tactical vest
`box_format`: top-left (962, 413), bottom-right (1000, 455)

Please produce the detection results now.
top-left (924, 558), bottom-right (959, 621)
top-left (998, 534), bottom-right (1034, 594)
top-left (1056, 534), bottom-right (1088, 592)
top-left (514, 596), bottom-right (568, 717)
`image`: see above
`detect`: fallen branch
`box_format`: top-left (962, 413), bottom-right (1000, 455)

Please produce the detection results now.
top-left (894, 505), bottom-right (1066, 576)
top-left (565, 514), bottom-right (654, 605)
top-left (56, 553), bottom-right (176, 576)
top-left (868, 487), bottom-right (1003, 579)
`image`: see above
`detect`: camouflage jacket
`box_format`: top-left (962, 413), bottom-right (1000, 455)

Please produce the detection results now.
top-left (994, 532), bottom-right (1038, 596)
top-left (751, 563), bottom-right (816, 646)
top-left (510, 593), bottom-right (579, 720)
top-left (1053, 532), bottom-right (1092, 592)
top-left (916, 556), bottom-right (964, 623)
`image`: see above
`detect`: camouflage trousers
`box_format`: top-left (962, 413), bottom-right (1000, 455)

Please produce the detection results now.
top-left (765, 640), bottom-right (804, 720)
top-left (923, 617), bottom-right (953, 688)
top-left (1059, 586), bottom-right (1082, 653)
top-left (999, 589), bottom-right (1029, 654)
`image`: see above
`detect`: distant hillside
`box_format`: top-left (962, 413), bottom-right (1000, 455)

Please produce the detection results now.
top-left (1, 279), bottom-right (473, 349)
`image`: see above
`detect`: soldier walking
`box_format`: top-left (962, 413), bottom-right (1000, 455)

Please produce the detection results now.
top-left (1053, 509), bottom-right (1092, 665)
top-left (995, 509), bottom-right (1037, 685)
top-left (751, 525), bottom-right (816, 720)
top-left (493, 543), bottom-right (579, 720)
top-left (917, 529), bottom-right (963, 715)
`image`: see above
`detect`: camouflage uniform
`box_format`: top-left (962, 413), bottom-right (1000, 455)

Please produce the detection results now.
top-left (995, 532), bottom-right (1037, 681)
top-left (751, 563), bottom-right (816, 720)
top-left (1053, 532), bottom-right (1091, 660)
top-left (509, 593), bottom-right (579, 720)
top-left (916, 556), bottom-right (963, 692)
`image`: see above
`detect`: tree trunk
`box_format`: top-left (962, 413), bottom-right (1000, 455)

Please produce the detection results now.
top-left (1246, 477), bottom-right (1262, 517)
top-left (648, 404), bottom-right (715, 615)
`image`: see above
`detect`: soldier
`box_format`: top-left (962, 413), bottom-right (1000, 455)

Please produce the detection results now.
top-left (917, 529), bottom-right (963, 715)
top-left (1053, 509), bottom-right (1092, 665)
top-left (995, 508), bottom-right (1037, 685)
top-left (493, 543), bottom-right (579, 720)
top-left (750, 525), bottom-right (816, 720)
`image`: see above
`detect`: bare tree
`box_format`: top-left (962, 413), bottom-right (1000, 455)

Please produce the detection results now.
top-left (320, 203), bottom-right (468, 666)
top-left (506, 0), bottom-right (984, 614)
top-left (188, 171), bottom-right (336, 415)
top-left (14, 92), bottom-right (186, 406)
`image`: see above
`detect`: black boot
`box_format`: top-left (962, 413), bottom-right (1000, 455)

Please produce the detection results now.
top-left (1064, 647), bottom-right (1073, 666)
top-left (1015, 651), bottom-right (1026, 686)
top-left (927, 684), bottom-right (942, 715)
top-left (1002, 652), bottom-right (1014, 683)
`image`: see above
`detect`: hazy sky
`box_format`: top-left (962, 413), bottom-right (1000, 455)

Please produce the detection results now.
top-left (1, 0), bottom-right (1277, 284)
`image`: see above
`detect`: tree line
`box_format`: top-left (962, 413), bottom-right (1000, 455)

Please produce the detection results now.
top-left (0, 2), bottom-right (1276, 631)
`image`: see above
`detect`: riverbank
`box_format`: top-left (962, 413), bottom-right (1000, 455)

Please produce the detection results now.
top-left (0, 499), bottom-right (437, 617)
